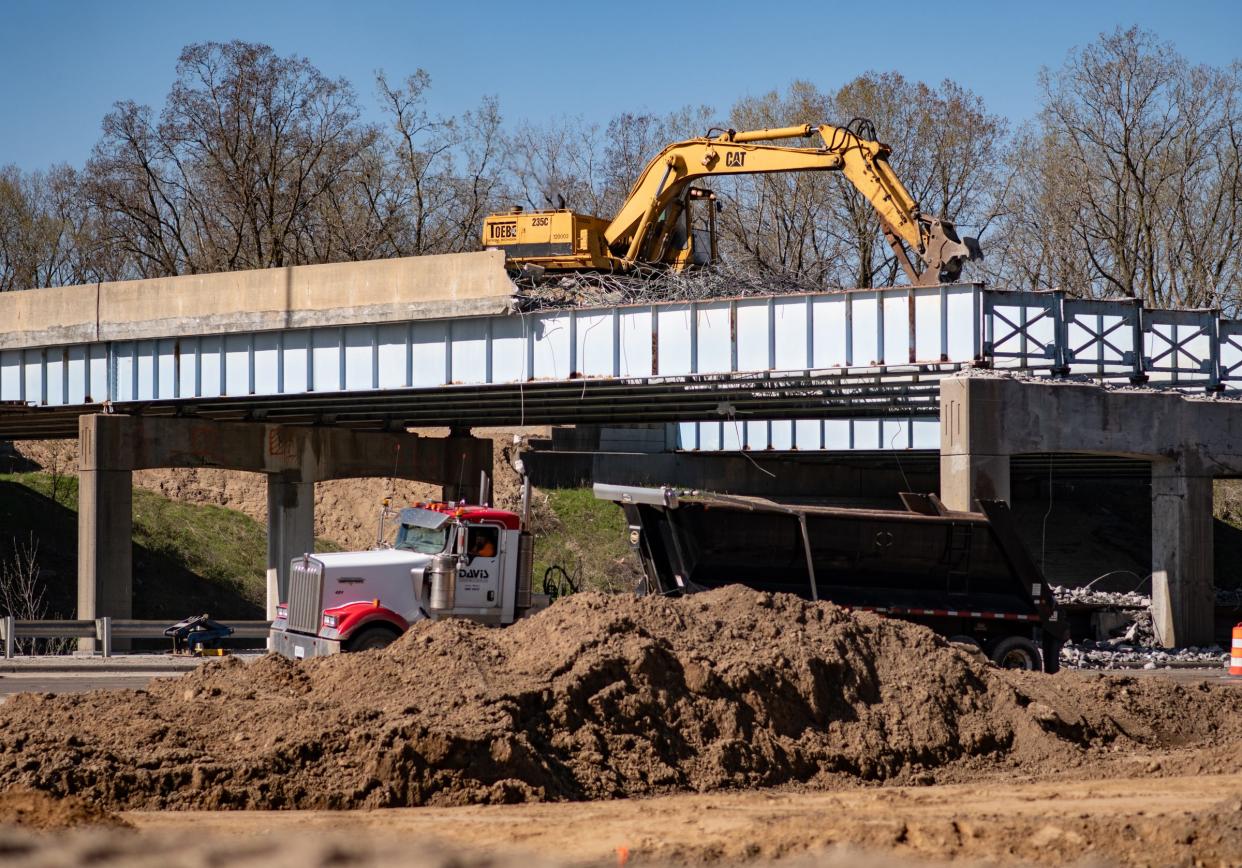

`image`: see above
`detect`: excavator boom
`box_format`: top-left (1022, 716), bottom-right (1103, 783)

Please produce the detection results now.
top-left (483, 121), bottom-right (980, 286)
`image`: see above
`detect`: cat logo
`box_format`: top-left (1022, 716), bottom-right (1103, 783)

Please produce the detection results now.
top-left (725, 151), bottom-right (746, 168)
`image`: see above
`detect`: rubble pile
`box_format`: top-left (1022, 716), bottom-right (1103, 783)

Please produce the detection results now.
top-left (513, 261), bottom-right (823, 310)
top-left (1054, 585), bottom-right (1150, 609)
top-left (0, 588), bottom-right (1240, 811)
top-left (1054, 585), bottom-right (1229, 669)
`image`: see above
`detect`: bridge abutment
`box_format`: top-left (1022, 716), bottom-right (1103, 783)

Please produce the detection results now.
top-left (939, 375), bottom-right (1236, 647)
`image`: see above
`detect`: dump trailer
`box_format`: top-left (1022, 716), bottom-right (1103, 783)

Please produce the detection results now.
top-left (595, 484), bottom-right (1065, 672)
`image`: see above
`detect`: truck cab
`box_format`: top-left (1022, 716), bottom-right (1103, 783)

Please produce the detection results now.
top-left (270, 501), bottom-right (540, 660)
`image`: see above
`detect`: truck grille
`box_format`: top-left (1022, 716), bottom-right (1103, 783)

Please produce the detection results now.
top-left (287, 559), bottom-right (324, 634)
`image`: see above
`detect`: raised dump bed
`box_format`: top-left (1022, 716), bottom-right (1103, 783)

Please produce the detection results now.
top-left (594, 484), bottom-right (1065, 672)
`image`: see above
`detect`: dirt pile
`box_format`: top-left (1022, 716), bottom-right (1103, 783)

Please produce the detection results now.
top-left (0, 788), bottom-right (129, 830)
top-left (0, 588), bottom-right (1239, 811)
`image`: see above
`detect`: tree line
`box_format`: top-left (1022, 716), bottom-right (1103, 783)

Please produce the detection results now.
top-left (1, 28), bottom-right (1239, 310)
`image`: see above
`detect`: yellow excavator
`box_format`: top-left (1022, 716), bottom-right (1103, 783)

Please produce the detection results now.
top-left (482, 119), bottom-right (980, 286)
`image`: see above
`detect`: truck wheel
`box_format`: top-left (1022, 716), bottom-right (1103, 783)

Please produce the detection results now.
top-left (989, 636), bottom-right (1042, 671)
top-left (345, 626), bottom-right (400, 653)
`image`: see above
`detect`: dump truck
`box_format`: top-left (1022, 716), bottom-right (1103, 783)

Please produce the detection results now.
top-left (593, 484), bottom-right (1065, 672)
top-left (269, 499), bottom-right (542, 659)
top-left (271, 485), bottom-right (1063, 673)
top-left (483, 119), bottom-right (980, 286)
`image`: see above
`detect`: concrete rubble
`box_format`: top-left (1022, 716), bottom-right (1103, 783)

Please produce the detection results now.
top-left (1053, 584), bottom-right (1230, 670)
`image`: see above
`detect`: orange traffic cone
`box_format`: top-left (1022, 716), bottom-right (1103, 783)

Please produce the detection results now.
top-left (1231, 624), bottom-right (1242, 677)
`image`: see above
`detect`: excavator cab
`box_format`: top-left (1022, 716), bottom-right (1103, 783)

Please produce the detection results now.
top-left (482, 187), bottom-right (720, 273)
top-left (648, 187), bottom-right (720, 270)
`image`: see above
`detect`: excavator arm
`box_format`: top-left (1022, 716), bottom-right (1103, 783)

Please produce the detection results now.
top-left (605, 123), bottom-right (978, 286)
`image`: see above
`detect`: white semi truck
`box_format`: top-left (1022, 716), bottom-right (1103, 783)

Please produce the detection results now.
top-left (269, 500), bottom-right (541, 659)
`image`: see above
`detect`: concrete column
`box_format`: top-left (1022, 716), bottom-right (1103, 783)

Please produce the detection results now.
top-left (939, 377), bottom-right (1011, 511)
top-left (440, 430), bottom-right (494, 504)
top-left (265, 475), bottom-right (315, 620)
top-left (77, 416), bottom-right (133, 652)
top-left (1151, 455), bottom-right (1215, 648)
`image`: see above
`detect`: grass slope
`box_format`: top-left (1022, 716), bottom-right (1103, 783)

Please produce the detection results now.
top-left (530, 488), bottom-right (643, 595)
top-left (0, 473), bottom-right (332, 620)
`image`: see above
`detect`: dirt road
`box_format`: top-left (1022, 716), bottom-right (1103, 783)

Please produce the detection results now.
top-left (124, 772), bottom-right (1242, 866)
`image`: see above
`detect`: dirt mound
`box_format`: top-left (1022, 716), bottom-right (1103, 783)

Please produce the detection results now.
top-left (0, 788), bottom-right (129, 830)
top-left (0, 588), bottom-right (1239, 811)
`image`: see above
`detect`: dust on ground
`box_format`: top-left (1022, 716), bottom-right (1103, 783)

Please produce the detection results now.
top-left (1, 588), bottom-right (1240, 813)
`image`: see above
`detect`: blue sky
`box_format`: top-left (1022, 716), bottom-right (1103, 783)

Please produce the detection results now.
top-left (1, 0), bottom-right (1238, 171)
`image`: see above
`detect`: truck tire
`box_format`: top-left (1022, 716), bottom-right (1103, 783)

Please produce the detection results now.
top-left (345, 625), bottom-right (400, 653)
top-left (989, 636), bottom-right (1042, 671)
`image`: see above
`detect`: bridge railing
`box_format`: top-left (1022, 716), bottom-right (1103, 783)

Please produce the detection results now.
top-left (0, 616), bottom-right (272, 658)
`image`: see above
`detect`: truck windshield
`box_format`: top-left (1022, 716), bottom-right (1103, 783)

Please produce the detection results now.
top-left (394, 524), bottom-right (448, 554)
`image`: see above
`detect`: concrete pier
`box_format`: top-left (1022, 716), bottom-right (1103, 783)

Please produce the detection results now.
top-left (76, 416), bottom-right (133, 651)
top-left (939, 375), bottom-right (1241, 647)
top-left (265, 476), bottom-right (315, 622)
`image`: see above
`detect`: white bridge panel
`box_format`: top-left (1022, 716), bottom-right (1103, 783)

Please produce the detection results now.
top-left (882, 293), bottom-right (908, 365)
top-left (695, 302), bottom-right (731, 374)
top-left (451, 320), bottom-right (489, 385)
top-left (657, 305), bottom-right (693, 375)
top-left (576, 312), bottom-right (615, 378)
top-left (773, 298), bottom-right (809, 370)
top-left (851, 293), bottom-right (879, 366)
top-left (811, 296), bottom-right (848, 367)
top-left (618, 309), bottom-right (652, 377)
top-left (531, 312), bottom-right (571, 380)
top-left (735, 300), bottom-right (770, 372)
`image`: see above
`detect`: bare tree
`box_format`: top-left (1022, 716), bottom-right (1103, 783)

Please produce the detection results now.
top-left (0, 164), bottom-right (114, 291)
top-left (84, 41), bottom-right (378, 276)
top-left (711, 76), bottom-right (1005, 288)
top-left (0, 535), bottom-right (50, 654)
top-left (987, 27), bottom-right (1242, 310)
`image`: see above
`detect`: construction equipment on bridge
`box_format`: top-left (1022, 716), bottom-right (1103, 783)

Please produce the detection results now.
top-left (483, 119), bottom-right (980, 286)
top-left (593, 484), bottom-right (1065, 672)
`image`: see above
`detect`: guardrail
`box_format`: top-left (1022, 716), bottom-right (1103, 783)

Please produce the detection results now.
top-left (0, 617), bottom-right (272, 658)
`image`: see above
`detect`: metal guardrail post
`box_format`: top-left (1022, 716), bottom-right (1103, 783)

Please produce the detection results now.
top-left (2, 616), bottom-right (13, 659)
top-left (1209, 310), bottom-right (1223, 392)
top-left (97, 617), bottom-right (112, 658)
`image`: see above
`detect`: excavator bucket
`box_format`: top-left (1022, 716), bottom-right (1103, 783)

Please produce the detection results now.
top-left (922, 218), bottom-right (981, 285)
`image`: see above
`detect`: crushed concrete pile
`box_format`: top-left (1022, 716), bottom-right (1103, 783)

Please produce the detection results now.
top-left (1054, 585), bottom-right (1150, 609)
top-left (1061, 639), bottom-right (1228, 670)
top-left (1, 588), bottom-right (1241, 810)
top-left (1053, 585), bottom-right (1229, 669)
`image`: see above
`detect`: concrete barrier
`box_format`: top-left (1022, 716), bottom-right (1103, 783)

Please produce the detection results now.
top-left (0, 250), bottom-right (515, 350)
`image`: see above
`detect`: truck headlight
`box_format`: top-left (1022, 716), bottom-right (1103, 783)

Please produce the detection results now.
top-left (322, 614), bottom-right (338, 629)
top-left (276, 604), bottom-right (288, 621)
